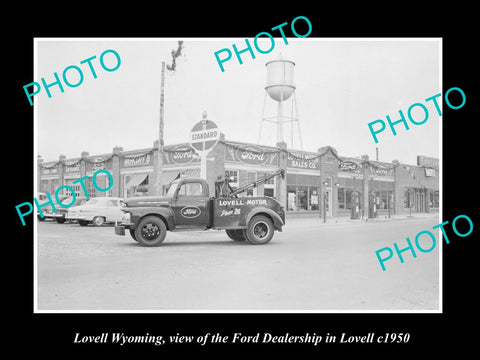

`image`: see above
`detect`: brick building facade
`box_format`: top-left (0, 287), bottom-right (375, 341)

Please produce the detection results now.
top-left (38, 137), bottom-right (439, 219)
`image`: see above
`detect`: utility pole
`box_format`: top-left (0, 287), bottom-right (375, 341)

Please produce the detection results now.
top-left (156, 61), bottom-right (166, 195)
top-left (155, 41), bottom-right (183, 196)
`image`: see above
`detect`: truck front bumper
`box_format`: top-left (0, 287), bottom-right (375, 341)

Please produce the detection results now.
top-left (115, 225), bottom-right (126, 236)
top-left (114, 222), bottom-right (134, 236)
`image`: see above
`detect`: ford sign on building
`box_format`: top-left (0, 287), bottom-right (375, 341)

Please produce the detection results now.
top-left (38, 135), bottom-right (438, 219)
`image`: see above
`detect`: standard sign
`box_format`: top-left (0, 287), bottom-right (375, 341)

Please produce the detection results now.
top-left (189, 120), bottom-right (220, 153)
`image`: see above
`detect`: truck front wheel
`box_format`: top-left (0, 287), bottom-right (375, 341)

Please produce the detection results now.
top-left (129, 228), bottom-right (137, 241)
top-left (135, 216), bottom-right (167, 247)
top-left (226, 229), bottom-right (246, 242)
top-left (245, 215), bottom-right (274, 245)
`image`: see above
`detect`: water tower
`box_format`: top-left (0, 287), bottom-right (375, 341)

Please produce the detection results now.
top-left (259, 54), bottom-right (302, 149)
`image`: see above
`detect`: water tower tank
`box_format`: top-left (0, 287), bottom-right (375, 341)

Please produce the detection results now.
top-left (265, 55), bottom-right (296, 102)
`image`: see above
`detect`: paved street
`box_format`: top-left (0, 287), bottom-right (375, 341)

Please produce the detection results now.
top-left (36, 215), bottom-right (440, 311)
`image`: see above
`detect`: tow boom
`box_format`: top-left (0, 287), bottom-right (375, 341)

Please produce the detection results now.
top-left (215, 169), bottom-right (285, 198)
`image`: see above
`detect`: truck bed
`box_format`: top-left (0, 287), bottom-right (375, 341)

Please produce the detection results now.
top-left (212, 196), bottom-right (277, 229)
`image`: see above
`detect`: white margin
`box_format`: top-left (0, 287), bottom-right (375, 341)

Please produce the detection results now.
top-left (33, 37), bottom-right (443, 314)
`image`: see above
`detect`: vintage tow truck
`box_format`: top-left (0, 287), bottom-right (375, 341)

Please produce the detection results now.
top-left (114, 169), bottom-right (286, 246)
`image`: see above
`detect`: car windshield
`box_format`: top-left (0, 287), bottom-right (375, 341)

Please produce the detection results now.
top-left (166, 180), bottom-right (180, 196)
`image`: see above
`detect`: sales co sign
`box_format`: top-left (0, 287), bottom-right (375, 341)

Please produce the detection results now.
top-left (189, 118), bottom-right (220, 154)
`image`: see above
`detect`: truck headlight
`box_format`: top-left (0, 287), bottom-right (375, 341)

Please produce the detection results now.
top-left (121, 212), bottom-right (131, 223)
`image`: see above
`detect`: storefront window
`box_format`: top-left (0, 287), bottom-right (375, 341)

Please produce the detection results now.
top-left (430, 190), bottom-right (439, 208)
top-left (337, 177), bottom-right (363, 211)
top-left (287, 185), bottom-right (319, 211)
top-left (225, 170), bottom-right (239, 191)
top-left (263, 172), bottom-right (275, 198)
top-left (125, 173), bottom-right (148, 197)
top-left (64, 181), bottom-right (81, 197)
top-left (287, 185), bottom-right (297, 211)
top-left (40, 180), bottom-right (49, 193)
top-left (264, 188), bottom-right (274, 197)
top-left (86, 177), bottom-right (96, 198)
top-left (297, 186), bottom-right (308, 211)
top-left (50, 179), bottom-right (58, 194)
top-left (371, 181), bottom-right (394, 210)
top-left (287, 174), bottom-right (321, 211)
top-left (338, 187), bottom-right (345, 209)
top-left (309, 188), bottom-right (319, 210)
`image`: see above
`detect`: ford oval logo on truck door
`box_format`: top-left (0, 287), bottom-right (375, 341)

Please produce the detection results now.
top-left (180, 206), bottom-right (201, 218)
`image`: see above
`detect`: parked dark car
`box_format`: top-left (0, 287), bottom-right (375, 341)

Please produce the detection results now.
top-left (39, 195), bottom-right (88, 223)
top-left (37, 193), bottom-right (70, 221)
top-left (52, 196), bottom-right (88, 223)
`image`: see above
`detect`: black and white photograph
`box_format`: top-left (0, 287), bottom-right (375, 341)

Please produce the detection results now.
top-left (33, 37), bottom-right (441, 312)
top-left (8, 6), bottom-right (478, 356)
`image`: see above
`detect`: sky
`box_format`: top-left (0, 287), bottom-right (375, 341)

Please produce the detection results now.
top-left (35, 38), bottom-right (441, 165)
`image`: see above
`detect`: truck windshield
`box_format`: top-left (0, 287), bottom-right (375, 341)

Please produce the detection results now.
top-left (166, 180), bottom-right (180, 196)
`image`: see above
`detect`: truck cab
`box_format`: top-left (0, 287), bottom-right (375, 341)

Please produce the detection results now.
top-left (115, 170), bottom-right (286, 247)
top-left (167, 177), bottom-right (210, 229)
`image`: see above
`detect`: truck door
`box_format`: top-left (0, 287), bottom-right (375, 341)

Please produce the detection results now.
top-left (172, 180), bottom-right (209, 227)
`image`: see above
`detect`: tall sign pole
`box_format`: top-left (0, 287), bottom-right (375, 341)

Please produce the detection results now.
top-left (189, 112), bottom-right (220, 180)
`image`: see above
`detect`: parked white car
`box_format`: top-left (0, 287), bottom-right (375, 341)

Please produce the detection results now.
top-left (66, 197), bottom-right (125, 226)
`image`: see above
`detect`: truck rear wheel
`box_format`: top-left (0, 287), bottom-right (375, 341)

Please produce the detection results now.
top-left (245, 215), bottom-right (274, 245)
top-left (226, 229), bottom-right (246, 242)
top-left (135, 216), bottom-right (167, 247)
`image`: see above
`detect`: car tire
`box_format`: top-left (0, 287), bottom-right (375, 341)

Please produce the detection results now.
top-left (37, 215), bottom-right (45, 221)
top-left (245, 215), bottom-right (274, 245)
top-left (78, 220), bottom-right (89, 226)
top-left (92, 216), bottom-right (105, 227)
top-left (134, 216), bottom-right (167, 247)
top-left (56, 217), bottom-right (66, 224)
top-left (129, 228), bottom-right (137, 241)
top-left (226, 229), bottom-right (246, 241)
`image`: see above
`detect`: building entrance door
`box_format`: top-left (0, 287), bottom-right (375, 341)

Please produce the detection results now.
top-left (414, 189), bottom-right (426, 213)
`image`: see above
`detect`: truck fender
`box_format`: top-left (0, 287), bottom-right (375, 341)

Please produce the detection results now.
top-left (131, 207), bottom-right (175, 230)
top-left (244, 207), bottom-right (284, 231)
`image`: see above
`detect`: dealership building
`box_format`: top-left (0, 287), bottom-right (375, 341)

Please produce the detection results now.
top-left (37, 132), bottom-right (439, 219)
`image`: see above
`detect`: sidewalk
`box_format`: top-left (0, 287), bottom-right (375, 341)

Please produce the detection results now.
top-left (286, 211), bottom-right (440, 224)
top-left (338, 212), bottom-right (439, 224)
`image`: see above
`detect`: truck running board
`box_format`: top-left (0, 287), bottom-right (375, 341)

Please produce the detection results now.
top-left (171, 225), bottom-right (208, 232)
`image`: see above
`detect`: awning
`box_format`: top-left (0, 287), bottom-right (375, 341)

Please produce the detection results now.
top-left (125, 173), bottom-right (148, 187)
top-left (162, 169), bottom-right (200, 184)
top-left (162, 171), bottom-right (180, 184)
top-left (182, 168), bottom-right (200, 177)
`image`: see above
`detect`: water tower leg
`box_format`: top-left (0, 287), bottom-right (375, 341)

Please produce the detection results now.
top-left (258, 92), bottom-right (268, 144)
top-left (290, 98), bottom-right (294, 149)
top-left (277, 101), bottom-right (283, 144)
top-left (294, 95), bottom-right (303, 150)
